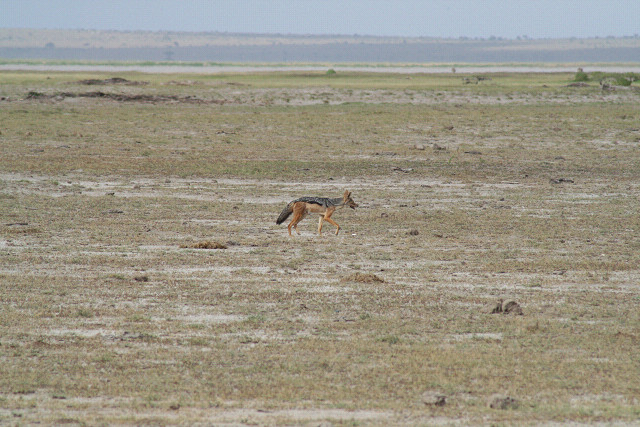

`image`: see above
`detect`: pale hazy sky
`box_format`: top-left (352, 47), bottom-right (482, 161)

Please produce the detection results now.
top-left (2, 0), bottom-right (639, 39)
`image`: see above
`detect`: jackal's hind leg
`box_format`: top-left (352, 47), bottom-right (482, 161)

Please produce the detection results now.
top-left (288, 203), bottom-right (306, 236)
top-left (288, 217), bottom-right (303, 236)
top-left (288, 219), bottom-right (302, 236)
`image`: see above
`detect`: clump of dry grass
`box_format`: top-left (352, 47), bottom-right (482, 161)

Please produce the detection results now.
top-left (181, 241), bottom-right (228, 249)
top-left (489, 395), bottom-right (519, 410)
top-left (343, 272), bottom-right (384, 283)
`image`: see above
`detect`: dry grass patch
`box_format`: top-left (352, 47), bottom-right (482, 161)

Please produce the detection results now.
top-left (180, 241), bottom-right (228, 249)
top-left (1, 69), bottom-right (639, 425)
top-left (343, 272), bottom-right (385, 283)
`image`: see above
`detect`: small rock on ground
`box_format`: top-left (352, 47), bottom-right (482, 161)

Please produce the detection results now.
top-left (422, 391), bottom-right (447, 406)
top-left (489, 395), bottom-right (519, 410)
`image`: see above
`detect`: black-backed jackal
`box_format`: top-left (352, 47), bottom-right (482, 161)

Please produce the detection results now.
top-left (276, 190), bottom-right (358, 236)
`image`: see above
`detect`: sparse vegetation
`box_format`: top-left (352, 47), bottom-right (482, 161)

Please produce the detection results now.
top-left (180, 241), bottom-right (228, 249)
top-left (574, 70), bottom-right (640, 86)
top-left (573, 70), bottom-right (589, 82)
top-left (1, 69), bottom-right (639, 425)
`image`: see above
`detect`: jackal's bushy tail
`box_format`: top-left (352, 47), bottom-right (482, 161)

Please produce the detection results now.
top-left (276, 201), bottom-right (295, 225)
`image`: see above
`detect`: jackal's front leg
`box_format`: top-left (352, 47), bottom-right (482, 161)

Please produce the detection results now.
top-left (317, 215), bottom-right (324, 235)
top-left (324, 217), bottom-right (340, 235)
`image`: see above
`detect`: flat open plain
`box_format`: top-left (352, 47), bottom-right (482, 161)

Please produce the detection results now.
top-left (1, 70), bottom-right (639, 425)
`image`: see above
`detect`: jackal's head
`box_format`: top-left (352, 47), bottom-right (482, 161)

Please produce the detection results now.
top-left (343, 190), bottom-right (358, 209)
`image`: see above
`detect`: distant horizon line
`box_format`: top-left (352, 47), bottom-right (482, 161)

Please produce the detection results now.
top-left (4, 27), bottom-right (640, 41)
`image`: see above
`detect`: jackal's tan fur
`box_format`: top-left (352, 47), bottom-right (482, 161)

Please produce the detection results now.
top-left (276, 190), bottom-right (357, 236)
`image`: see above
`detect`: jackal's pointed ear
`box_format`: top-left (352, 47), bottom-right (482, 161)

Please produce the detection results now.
top-left (343, 190), bottom-right (351, 199)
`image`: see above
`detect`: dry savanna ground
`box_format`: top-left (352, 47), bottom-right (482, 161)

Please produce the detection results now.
top-left (1, 70), bottom-right (640, 425)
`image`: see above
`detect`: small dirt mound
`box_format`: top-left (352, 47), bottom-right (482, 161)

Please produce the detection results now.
top-left (343, 273), bottom-right (384, 283)
top-left (26, 91), bottom-right (47, 99)
top-left (181, 241), bottom-right (227, 249)
top-left (422, 391), bottom-right (447, 406)
top-left (502, 301), bottom-right (523, 315)
top-left (77, 77), bottom-right (148, 86)
top-left (488, 299), bottom-right (523, 315)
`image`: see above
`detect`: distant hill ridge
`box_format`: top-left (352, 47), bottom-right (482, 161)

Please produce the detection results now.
top-left (1, 28), bottom-right (639, 63)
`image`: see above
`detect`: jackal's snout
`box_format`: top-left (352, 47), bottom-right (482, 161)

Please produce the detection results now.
top-left (343, 190), bottom-right (357, 209)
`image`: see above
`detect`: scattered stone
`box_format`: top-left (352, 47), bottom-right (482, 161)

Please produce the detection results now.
top-left (408, 229), bottom-right (419, 236)
top-left (133, 275), bottom-right (149, 282)
top-left (502, 300), bottom-right (524, 315)
top-left (334, 313), bottom-right (357, 322)
top-left (392, 166), bottom-right (413, 173)
top-left (422, 391), bottom-right (447, 406)
top-left (489, 299), bottom-right (505, 314)
top-left (433, 143), bottom-right (447, 151)
top-left (463, 76), bottom-right (492, 84)
top-left (489, 395), bottom-right (519, 410)
top-left (550, 178), bottom-right (574, 184)
top-left (488, 299), bottom-right (524, 315)
top-left (414, 143), bottom-right (426, 150)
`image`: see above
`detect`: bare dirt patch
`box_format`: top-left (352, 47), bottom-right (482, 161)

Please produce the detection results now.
top-left (24, 90), bottom-right (227, 104)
